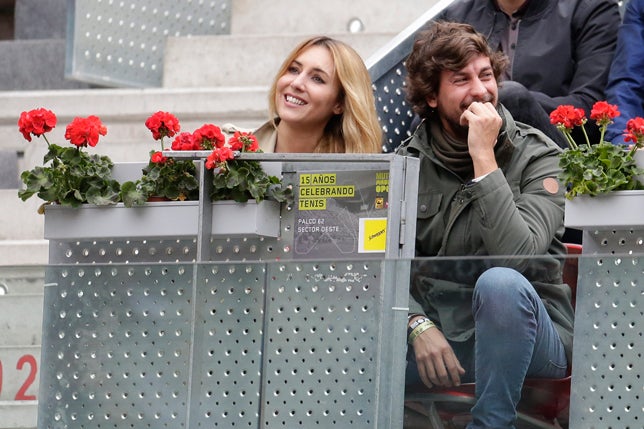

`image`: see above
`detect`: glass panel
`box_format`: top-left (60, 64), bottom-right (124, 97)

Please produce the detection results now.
top-left (2, 251), bottom-right (640, 428)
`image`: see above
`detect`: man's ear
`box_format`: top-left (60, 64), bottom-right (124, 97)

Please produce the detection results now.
top-left (426, 95), bottom-right (438, 109)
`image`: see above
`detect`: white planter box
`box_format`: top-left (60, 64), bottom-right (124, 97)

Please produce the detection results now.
top-left (44, 200), bottom-right (280, 240)
top-left (209, 199), bottom-right (280, 237)
top-left (564, 150), bottom-right (644, 230)
top-left (564, 190), bottom-right (644, 229)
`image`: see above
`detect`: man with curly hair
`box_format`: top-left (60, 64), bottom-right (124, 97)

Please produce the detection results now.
top-left (398, 21), bottom-right (574, 428)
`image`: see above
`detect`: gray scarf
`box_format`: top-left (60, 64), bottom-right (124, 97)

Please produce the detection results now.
top-left (428, 116), bottom-right (515, 182)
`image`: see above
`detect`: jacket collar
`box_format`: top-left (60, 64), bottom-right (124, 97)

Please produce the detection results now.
top-left (492, 0), bottom-right (554, 20)
top-left (254, 119), bottom-right (279, 153)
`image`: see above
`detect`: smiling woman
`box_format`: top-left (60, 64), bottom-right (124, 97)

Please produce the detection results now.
top-left (251, 36), bottom-right (382, 154)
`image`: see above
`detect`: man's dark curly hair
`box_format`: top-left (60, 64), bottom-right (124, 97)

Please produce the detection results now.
top-left (405, 21), bottom-right (509, 119)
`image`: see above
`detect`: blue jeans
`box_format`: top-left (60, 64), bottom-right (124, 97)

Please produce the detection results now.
top-left (406, 267), bottom-right (568, 429)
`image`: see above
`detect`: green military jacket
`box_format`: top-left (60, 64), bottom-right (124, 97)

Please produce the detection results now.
top-left (396, 106), bottom-right (575, 363)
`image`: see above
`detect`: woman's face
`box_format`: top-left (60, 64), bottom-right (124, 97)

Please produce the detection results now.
top-left (275, 45), bottom-right (343, 132)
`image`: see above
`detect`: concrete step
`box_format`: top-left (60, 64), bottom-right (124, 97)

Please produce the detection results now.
top-left (163, 32), bottom-right (397, 87)
top-left (2, 190), bottom-right (44, 242)
top-left (14, 0), bottom-right (66, 40)
top-left (0, 266), bottom-right (45, 295)
top-left (0, 242), bottom-right (48, 268)
top-left (0, 400), bottom-right (37, 429)
top-left (0, 295), bottom-right (44, 347)
top-left (0, 40), bottom-right (91, 91)
top-left (2, 0), bottom-right (432, 91)
top-left (2, 189), bottom-right (47, 266)
top-left (2, 87), bottom-right (268, 156)
top-left (230, 0), bottom-right (431, 35)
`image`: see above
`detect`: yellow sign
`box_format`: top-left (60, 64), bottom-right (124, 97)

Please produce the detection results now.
top-left (299, 185), bottom-right (355, 198)
top-left (298, 199), bottom-right (327, 210)
top-left (359, 218), bottom-right (387, 253)
top-left (300, 173), bottom-right (337, 185)
top-left (298, 173), bottom-right (355, 211)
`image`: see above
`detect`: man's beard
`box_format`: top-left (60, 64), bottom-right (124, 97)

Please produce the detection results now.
top-left (450, 96), bottom-right (497, 139)
top-left (446, 117), bottom-right (470, 140)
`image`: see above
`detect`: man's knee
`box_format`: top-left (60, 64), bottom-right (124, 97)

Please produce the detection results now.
top-left (473, 267), bottom-right (536, 330)
top-left (474, 267), bottom-right (532, 302)
top-left (498, 81), bottom-right (532, 109)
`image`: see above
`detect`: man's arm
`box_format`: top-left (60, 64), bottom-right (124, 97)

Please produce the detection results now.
top-left (408, 315), bottom-right (465, 388)
top-left (467, 141), bottom-right (564, 257)
top-left (605, 0), bottom-right (644, 144)
top-left (532, 0), bottom-right (621, 113)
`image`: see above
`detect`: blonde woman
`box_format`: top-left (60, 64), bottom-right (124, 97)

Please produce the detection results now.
top-left (254, 36), bottom-right (382, 153)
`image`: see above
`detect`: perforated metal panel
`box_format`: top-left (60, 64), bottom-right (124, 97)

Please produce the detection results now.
top-left (48, 238), bottom-right (198, 264)
top-left (39, 259), bottom-right (404, 428)
top-left (371, 66), bottom-right (414, 153)
top-left (190, 263), bottom-right (266, 428)
top-left (367, 0), bottom-right (454, 152)
top-left (581, 229), bottom-right (644, 255)
top-left (569, 255), bottom-right (643, 429)
top-left (66, 0), bottom-right (231, 87)
top-left (38, 264), bottom-right (194, 428)
top-left (38, 155), bottom-right (418, 428)
top-left (260, 261), bottom-right (383, 428)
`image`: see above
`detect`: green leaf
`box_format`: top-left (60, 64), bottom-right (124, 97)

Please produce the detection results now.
top-left (119, 181), bottom-right (148, 207)
top-left (18, 143), bottom-right (122, 208)
top-left (560, 141), bottom-right (644, 199)
top-left (135, 158), bottom-right (199, 201)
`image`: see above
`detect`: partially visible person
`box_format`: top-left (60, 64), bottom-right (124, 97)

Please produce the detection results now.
top-left (434, 0), bottom-right (622, 149)
top-left (253, 36), bottom-right (382, 153)
top-left (398, 21), bottom-right (574, 429)
top-left (605, 0), bottom-right (644, 145)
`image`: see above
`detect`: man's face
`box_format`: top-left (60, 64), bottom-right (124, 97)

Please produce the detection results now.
top-left (426, 55), bottom-right (498, 140)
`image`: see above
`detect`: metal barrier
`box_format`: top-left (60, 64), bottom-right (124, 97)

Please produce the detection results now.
top-left (570, 251), bottom-right (643, 428)
top-left (568, 228), bottom-right (644, 429)
top-left (66, 0), bottom-right (232, 87)
top-left (37, 154), bottom-right (419, 428)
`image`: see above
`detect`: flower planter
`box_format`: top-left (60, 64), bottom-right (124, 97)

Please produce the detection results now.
top-left (564, 150), bottom-right (644, 230)
top-left (209, 200), bottom-right (280, 237)
top-left (564, 190), bottom-right (644, 230)
top-left (44, 200), bottom-right (280, 240)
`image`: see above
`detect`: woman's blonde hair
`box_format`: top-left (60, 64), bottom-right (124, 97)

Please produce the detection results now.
top-left (268, 36), bottom-right (382, 153)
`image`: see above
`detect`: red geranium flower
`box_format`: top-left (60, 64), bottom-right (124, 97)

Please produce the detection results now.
top-left (64, 115), bottom-right (107, 148)
top-left (200, 130), bottom-right (289, 203)
top-left (193, 124), bottom-right (225, 150)
top-left (590, 101), bottom-right (620, 127)
top-left (205, 146), bottom-right (234, 169)
top-left (150, 151), bottom-right (167, 164)
top-left (18, 108), bottom-right (120, 207)
top-left (549, 105), bottom-right (586, 131)
top-left (145, 111), bottom-right (181, 142)
top-left (124, 112), bottom-right (201, 205)
top-left (171, 132), bottom-right (198, 151)
top-left (228, 131), bottom-right (259, 152)
top-left (18, 108), bottom-right (57, 142)
top-left (552, 100), bottom-right (644, 199)
top-left (624, 117), bottom-right (644, 146)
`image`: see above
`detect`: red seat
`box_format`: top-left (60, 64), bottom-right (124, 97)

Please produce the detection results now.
top-left (561, 243), bottom-right (581, 308)
top-left (405, 243), bottom-right (581, 429)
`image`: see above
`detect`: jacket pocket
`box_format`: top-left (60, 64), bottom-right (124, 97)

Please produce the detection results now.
top-left (417, 192), bottom-right (442, 219)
